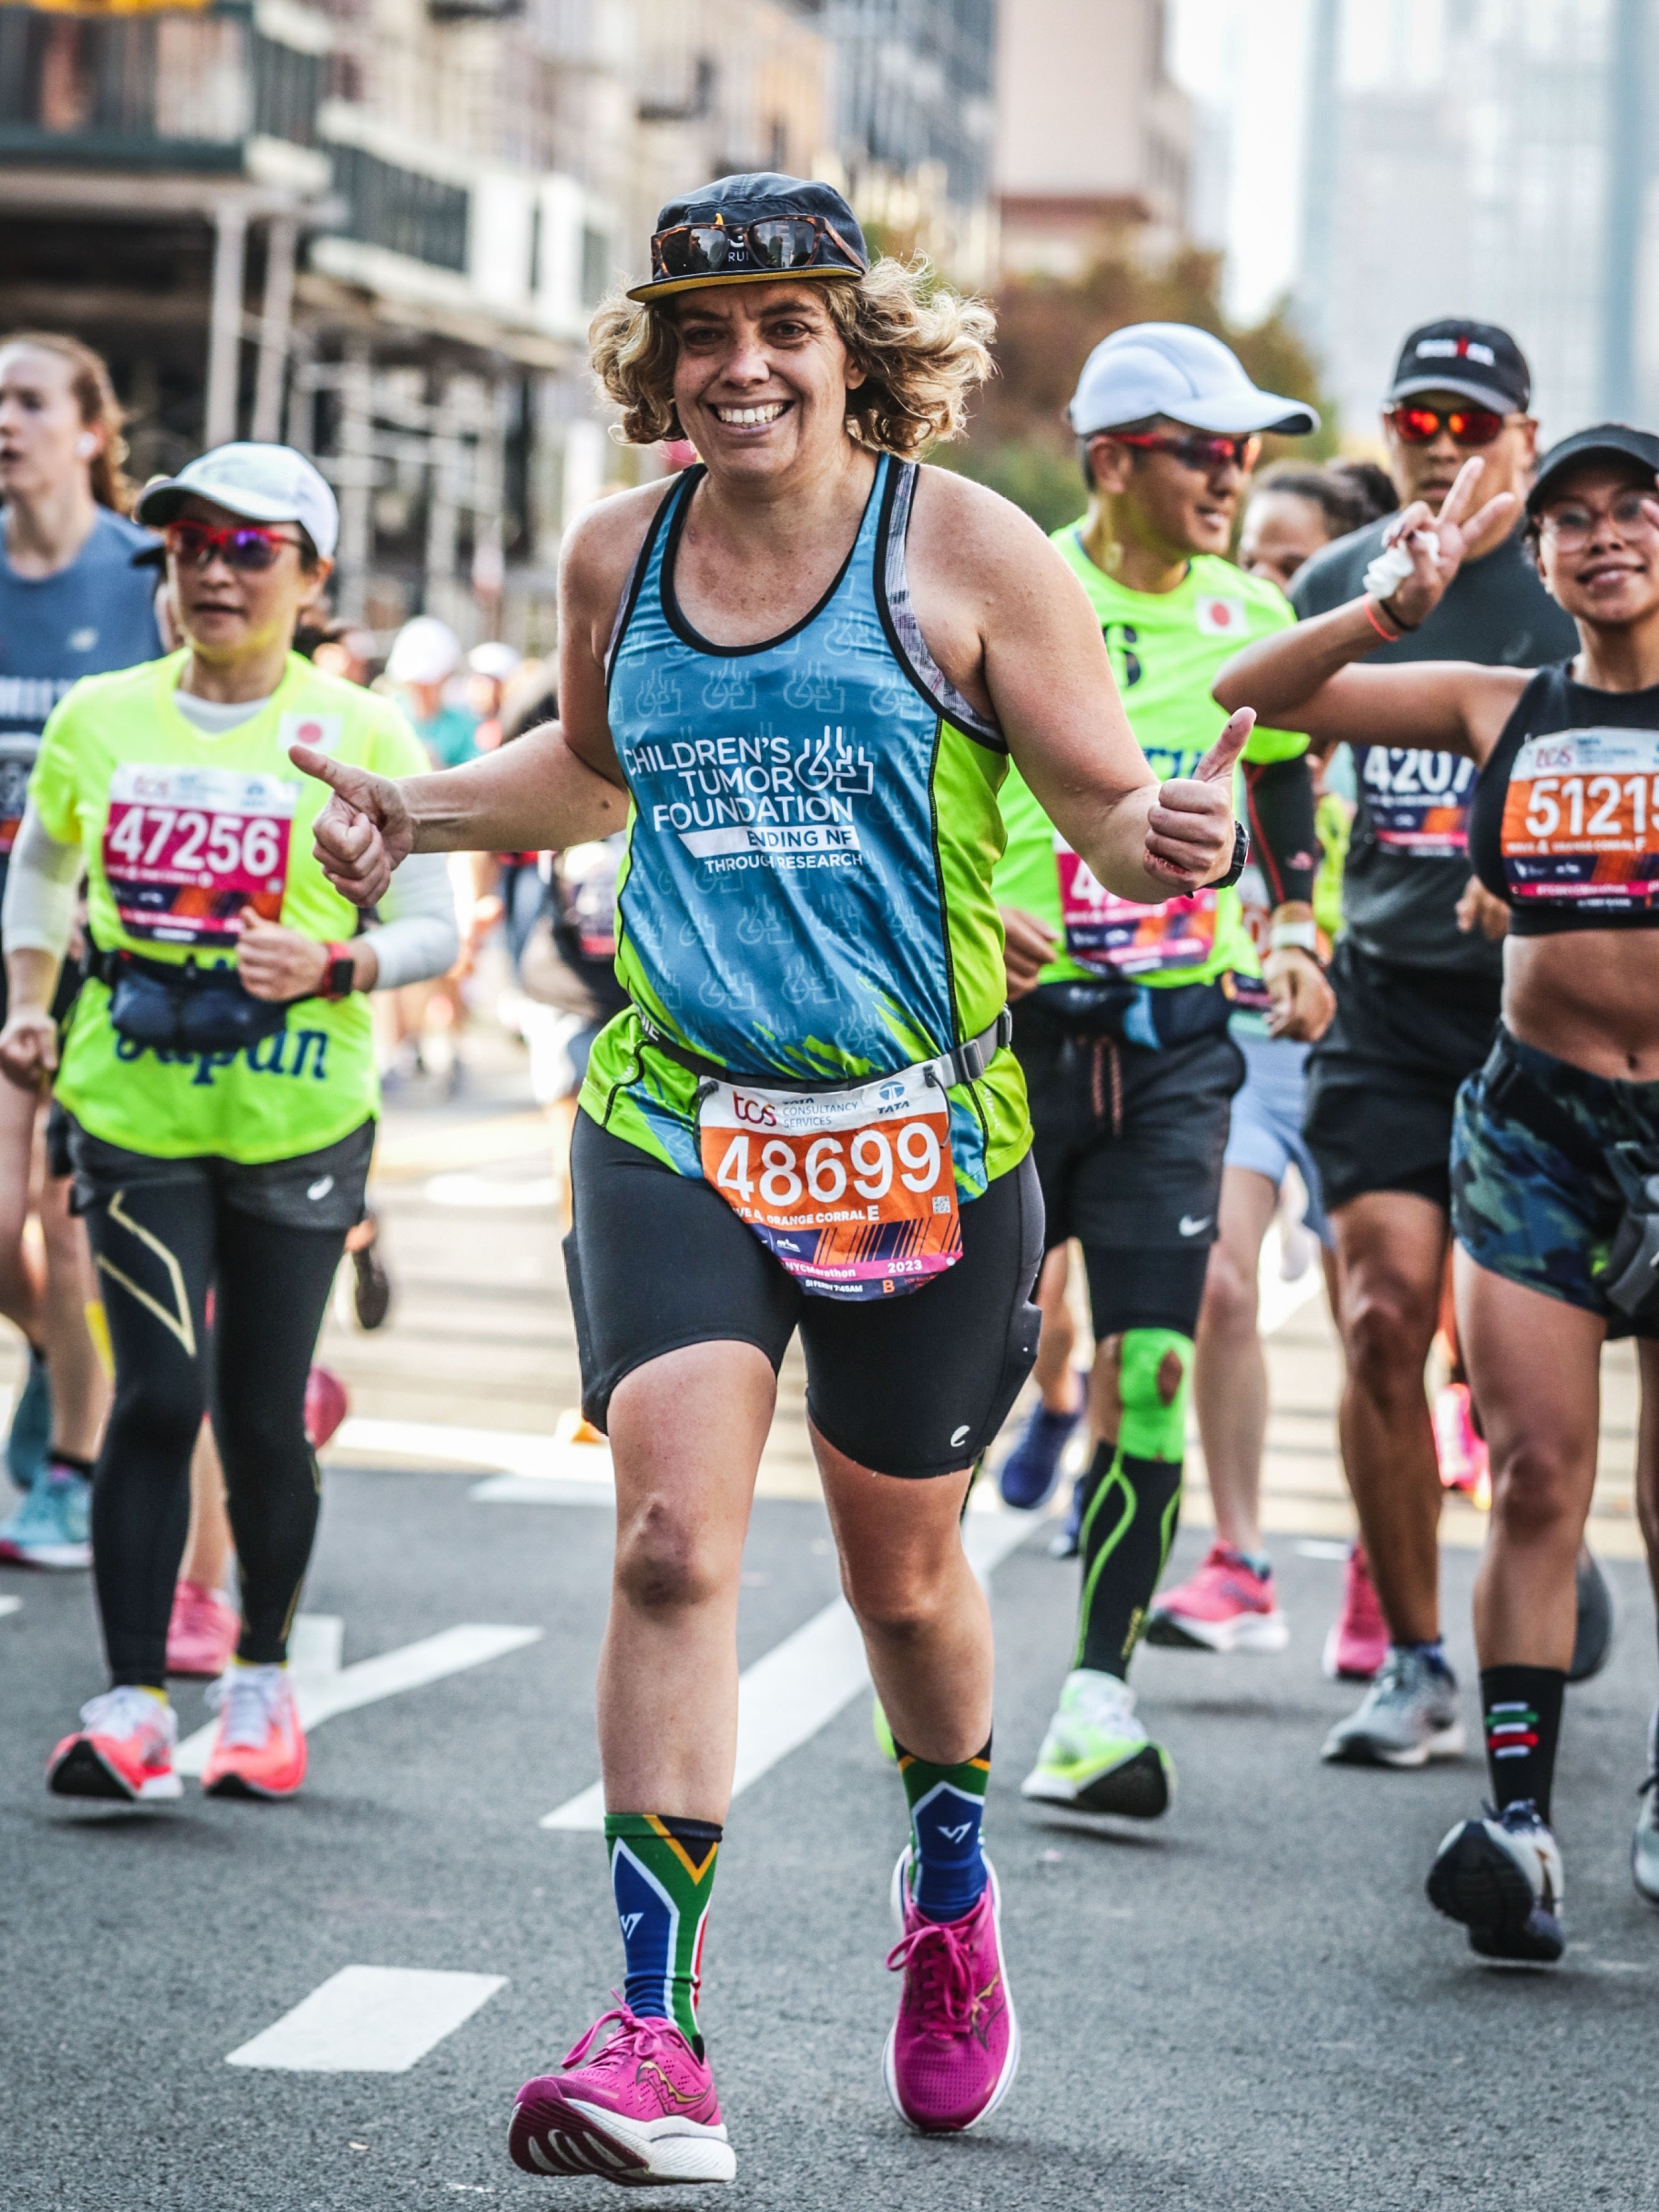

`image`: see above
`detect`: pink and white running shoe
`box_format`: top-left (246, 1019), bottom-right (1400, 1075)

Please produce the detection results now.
top-left (1146, 1542), bottom-right (1289, 1653)
top-left (1322, 1542), bottom-right (1388, 1682)
top-left (885, 1848), bottom-right (1019, 2134)
top-left (509, 2004), bottom-right (735, 2186)
top-left (1434, 1381), bottom-right (1490, 1502)
top-left (166, 1579), bottom-right (240, 1678)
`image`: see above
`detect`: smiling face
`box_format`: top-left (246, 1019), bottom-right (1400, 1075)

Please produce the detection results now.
top-left (668, 281), bottom-right (865, 483)
top-left (1087, 420), bottom-right (1250, 561)
top-left (1533, 460), bottom-right (1659, 630)
top-left (168, 496), bottom-right (330, 668)
top-left (0, 343), bottom-right (97, 506)
top-left (1239, 489), bottom-right (1333, 591)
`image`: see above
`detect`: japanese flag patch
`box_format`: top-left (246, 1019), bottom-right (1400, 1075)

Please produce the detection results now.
top-left (278, 713), bottom-right (343, 757)
top-left (1196, 595), bottom-right (1246, 638)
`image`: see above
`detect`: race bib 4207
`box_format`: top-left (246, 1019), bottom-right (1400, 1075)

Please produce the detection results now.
top-left (1055, 836), bottom-right (1216, 977)
top-left (102, 764), bottom-right (296, 947)
top-left (1356, 745), bottom-right (1476, 857)
top-left (1500, 727), bottom-right (1659, 911)
top-left (698, 1063), bottom-right (961, 1301)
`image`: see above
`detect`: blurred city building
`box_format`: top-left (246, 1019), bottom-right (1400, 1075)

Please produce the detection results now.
top-left (1299, 0), bottom-right (1655, 444)
top-left (995, 0), bottom-right (1191, 276)
top-left (0, 0), bottom-right (1003, 640)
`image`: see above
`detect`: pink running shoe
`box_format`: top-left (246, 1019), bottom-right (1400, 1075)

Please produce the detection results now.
top-left (509, 2005), bottom-right (735, 2186)
top-left (885, 1848), bottom-right (1018, 2134)
top-left (1146, 1542), bottom-right (1289, 1653)
top-left (305, 1365), bottom-right (349, 1451)
top-left (1322, 1542), bottom-right (1387, 1682)
top-left (1434, 1381), bottom-right (1490, 1499)
top-left (166, 1580), bottom-right (240, 1678)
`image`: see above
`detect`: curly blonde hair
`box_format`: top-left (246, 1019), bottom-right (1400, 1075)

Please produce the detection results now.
top-left (588, 258), bottom-right (995, 461)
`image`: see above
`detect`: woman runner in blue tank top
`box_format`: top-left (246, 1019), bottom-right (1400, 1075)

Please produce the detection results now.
top-left (1214, 428), bottom-right (1659, 1976)
top-left (295, 172), bottom-right (1247, 2181)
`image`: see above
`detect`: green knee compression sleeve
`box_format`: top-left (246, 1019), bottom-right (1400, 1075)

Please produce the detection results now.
top-left (1073, 1327), bottom-right (1191, 1680)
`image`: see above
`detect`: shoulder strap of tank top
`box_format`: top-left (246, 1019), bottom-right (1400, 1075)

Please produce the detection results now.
top-left (1487, 660), bottom-right (1573, 778)
top-left (603, 469), bottom-right (702, 681)
top-left (874, 460), bottom-right (1005, 752)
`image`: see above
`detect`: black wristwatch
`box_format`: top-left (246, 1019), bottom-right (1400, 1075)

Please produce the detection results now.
top-left (321, 941), bottom-right (356, 1001)
top-left (1208, 821), bottom-right (1249, 891)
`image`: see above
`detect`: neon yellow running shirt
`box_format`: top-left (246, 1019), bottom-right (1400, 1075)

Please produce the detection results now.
top-left (993, 534), bottom-right (1306, 991)
top-left (30, 650), bottom-right (428, 1164)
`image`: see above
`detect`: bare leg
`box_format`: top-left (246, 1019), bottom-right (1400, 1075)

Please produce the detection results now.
top-left (1635, 1341), bottom-right (1659, 1616)
top-left (820, 1438), bottom-right (986, 1762)
top-left (1029, 1245), bottom-right (1080, 1415)
top-left (1457, 1251), bottom-right (1603, 1669)
top-left (179, 1423), bottom-right (235, 1593)
top-left (36, 1169), bottom-right (108, 1461)
top-left (0, 1079), bottom-right (45, 1346)
top-left (597, 1342), bottom-right (775, 1820)
top-left (1194, 1167), bottom-right (1279, 1556)
top-left (1331, 1192), bottom-right (1447, 1643)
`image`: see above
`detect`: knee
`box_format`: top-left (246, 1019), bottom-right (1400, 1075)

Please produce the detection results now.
top-left (1342, 1282), bottom-right (1430, 1398)
top-left (613, 1497), bottom-right (729, 1615)
top-left (1488, 1440), bottom-right (1585, 1547)
top-left (841, 1549), bottom-right (956, 1641)
top-left (1199, 1246), bottom-right (1257, 1344)
top-left (1117, 1327), bottom-right (1192, 1461)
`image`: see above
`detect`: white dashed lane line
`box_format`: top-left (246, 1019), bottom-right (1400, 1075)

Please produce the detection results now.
top-left (225, 1965), bottom-right (507, 2072)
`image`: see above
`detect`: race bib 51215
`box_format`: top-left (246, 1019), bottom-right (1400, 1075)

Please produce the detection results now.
top-left (102, 763), bottom-right (297, 946)
top-left (1055, 836), bottom-right (1217, 977)
top-left (698, 1062), bottom-right (960, 1301)
top-left (1500, 727), bottom-right (1659, 911)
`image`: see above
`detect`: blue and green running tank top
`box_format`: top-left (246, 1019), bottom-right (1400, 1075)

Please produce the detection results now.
top-left (579, 453), bottom-right (1029, 1198)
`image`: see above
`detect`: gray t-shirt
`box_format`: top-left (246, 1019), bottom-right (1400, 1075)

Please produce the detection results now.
top-left (0, 505), bottom-right (163, 852)
top-left (1290, 516), bottom-right (1578, 977)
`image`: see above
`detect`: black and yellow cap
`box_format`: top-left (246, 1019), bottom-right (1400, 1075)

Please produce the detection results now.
top-left (626, 173), bottom-right (868, 304)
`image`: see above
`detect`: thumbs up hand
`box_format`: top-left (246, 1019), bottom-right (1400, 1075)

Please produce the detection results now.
top-left (1143, 707), bottom-right (1253, 888)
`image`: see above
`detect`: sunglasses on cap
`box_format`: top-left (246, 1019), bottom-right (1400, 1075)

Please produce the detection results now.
top-left (1108, 429), bottom-right (1262, 474)
top-left (1387, 403), bottom-right (1508, 448)
top-left (650, 213), bottom-right (867, 285)
top-left (165, 519), bottom-right (305, 572)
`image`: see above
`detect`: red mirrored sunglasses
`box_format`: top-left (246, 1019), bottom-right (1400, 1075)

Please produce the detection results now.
top-left (165, 519), bottom-right (303, 572)
top-left (1387, 403), bottom-right (1506, 448)
top-left (1109, 429), bottom-right (1262, 473)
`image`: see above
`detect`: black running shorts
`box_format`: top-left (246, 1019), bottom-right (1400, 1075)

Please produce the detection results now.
top-left (564, 1111), bottom-right (1044, 1479)
top-left (1304, 940), bottom-right (1500, 1215)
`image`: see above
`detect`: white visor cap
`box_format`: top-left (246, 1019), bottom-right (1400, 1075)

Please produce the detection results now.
top-left (387, 615), bottom-right (463, 688)
top-left (1069, 323), bottom-right (1319, 440)
top-left (136, 442), bottom-right (339, 559)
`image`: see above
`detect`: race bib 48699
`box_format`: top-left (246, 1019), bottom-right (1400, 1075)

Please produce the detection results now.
top-left (102, 764), bottom-right (296, 946)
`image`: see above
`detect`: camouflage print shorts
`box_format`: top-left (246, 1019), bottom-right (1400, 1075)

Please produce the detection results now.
top-left (1450, 1027), bottom-right (1659, 1337)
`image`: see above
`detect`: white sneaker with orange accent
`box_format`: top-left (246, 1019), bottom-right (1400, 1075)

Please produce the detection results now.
top-left (47, 1686), bottom-right (182, 1803)
top-left (201, 1664), bottom-right (307, 1798)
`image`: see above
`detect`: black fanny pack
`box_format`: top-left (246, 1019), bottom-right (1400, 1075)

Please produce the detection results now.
top-left (1024, 975), bottom-right (1231, 1049)
top-left (1483, 1035), bottom-right (1659, 1326)
top-left (88, 944), bottom-right (301, 1056)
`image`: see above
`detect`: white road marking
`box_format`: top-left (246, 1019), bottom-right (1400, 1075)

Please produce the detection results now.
top-left (225, 1965), bottom-right (506, 2072)
top-left (423, 1172), bottom-right (559, 1209)
top-left (542, 1504), bottom-right (1037, 1831)
top-left (0, 1595), bottom-right (19, 1619)
top-left (331, 1415), bottom-right (613, 1498)
top-left (1295, 1539), bottom-right (1351, 1562)
top-left (174, 1618), bottom-right (542, 1775)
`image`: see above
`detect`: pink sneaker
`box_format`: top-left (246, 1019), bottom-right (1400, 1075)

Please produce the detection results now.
top-left (1323, 1542), bottom-right (1387, 1681)
top-left (885, 1848), bottom-right (1018, 2134)
top-left (166, 1580), bottom-right (240, 1678)
top-left (1434, 1382), bottom-right (1490, 1499)
top-left (1146, 1542), bottom-right (1288, 1653)
top-left (509, 2005), bottom-right (736, 2186)
top-left (305, 1365), bottom-right (349, 1451)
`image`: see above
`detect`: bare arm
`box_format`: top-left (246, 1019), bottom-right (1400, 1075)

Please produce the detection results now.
top-left (906, 469), bottom-right (1240, 897)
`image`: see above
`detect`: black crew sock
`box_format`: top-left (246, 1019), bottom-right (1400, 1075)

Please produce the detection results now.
top-left (47, 1451), bottom-right (93, 1480)
top-left (1074, 1438), bottom-right (1183, 1680)
top-left (1481, 1664), bottom-right (1565, 1825)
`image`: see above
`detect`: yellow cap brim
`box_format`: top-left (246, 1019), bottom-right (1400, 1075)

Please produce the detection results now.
top-left (623, 265), bottom-right (863, 304)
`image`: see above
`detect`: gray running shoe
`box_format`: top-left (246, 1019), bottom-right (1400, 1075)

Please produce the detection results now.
top-left (1633, 1705), bottom-right (1659, 1907)
top-left (1321, 1646), bottom-right (1466, 1768)
top-left (1569, 1547), bottom-right (1614, 1683)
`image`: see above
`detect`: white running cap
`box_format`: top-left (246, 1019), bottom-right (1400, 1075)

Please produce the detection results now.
top-left (1068, 323), bottom-right (1319, 440)
top-left (136, 442), bottom-right (339, 559)
top-left (387, 614), bottom-right (463, 686)
top-left (468, 640), bottom-right (522, 681)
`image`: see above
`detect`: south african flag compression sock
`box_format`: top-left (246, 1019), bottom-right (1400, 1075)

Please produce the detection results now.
top-left (604, 1813), bottom-right (722, 2051)
top-left (893, 1735), bottom-right (991, 1921)
top-left (1481, 1666), bottom-right (1564, 1825)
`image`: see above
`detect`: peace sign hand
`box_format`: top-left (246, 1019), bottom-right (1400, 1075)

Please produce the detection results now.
top-left (1375, 458), bottom-right (1519, 630)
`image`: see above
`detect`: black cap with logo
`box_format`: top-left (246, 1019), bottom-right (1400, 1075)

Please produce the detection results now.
top-left (1526, 423), bottom-right (1659, 517)
top-left (628, 173), bottom-right (868, 303)
top-left (1386, 319), bottom-right (1532, 416)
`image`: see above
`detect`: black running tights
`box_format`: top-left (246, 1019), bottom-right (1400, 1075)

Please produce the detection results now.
top-left (82, 1182), bottom-right (346, 1687)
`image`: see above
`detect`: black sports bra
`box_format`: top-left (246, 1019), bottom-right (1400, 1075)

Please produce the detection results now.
top-left (1467, 662), bottom-right (1659, 935)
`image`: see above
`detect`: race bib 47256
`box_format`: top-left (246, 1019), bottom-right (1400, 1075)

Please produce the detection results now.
top-left (1055, 836), bottom-right (1216, 977)
top-left (1500, 727), bottom-right (1659, 911)
top-left (1356, 745), bottom-right (1477, 857)
top-left (102, 764), bottom-right (296, 947)
top-left (698, 1062), bottom-right (960, 1301)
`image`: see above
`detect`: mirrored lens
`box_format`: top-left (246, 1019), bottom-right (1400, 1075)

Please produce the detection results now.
top-left (1391, 405), bottom-right (1503, 447)
top-left (749, 218), bottom-right (820, 270)
top-left (661, 225), bottom-right (731, 277)
top-left (168, 522), bottom-right (286, 572)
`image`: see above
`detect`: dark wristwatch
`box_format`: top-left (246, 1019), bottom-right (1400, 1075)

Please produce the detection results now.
top-left (1208, 821), bottom-right (1249, 891)
top-left (321, 941), bottom-right (356, 1001)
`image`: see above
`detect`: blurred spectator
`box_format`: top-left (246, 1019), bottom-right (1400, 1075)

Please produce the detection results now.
top-left (387, 615), bottom-right (477, 766)
top-left (311, 626), bottom-right (377, 685)
top-left (1236, 460), bottom-right (1398, 593)
top-left (465, 639), bottom-right (522, 751)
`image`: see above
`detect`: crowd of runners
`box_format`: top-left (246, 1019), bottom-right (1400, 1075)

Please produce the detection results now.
top-left (7, 166), bottom-right (1659, 2183)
